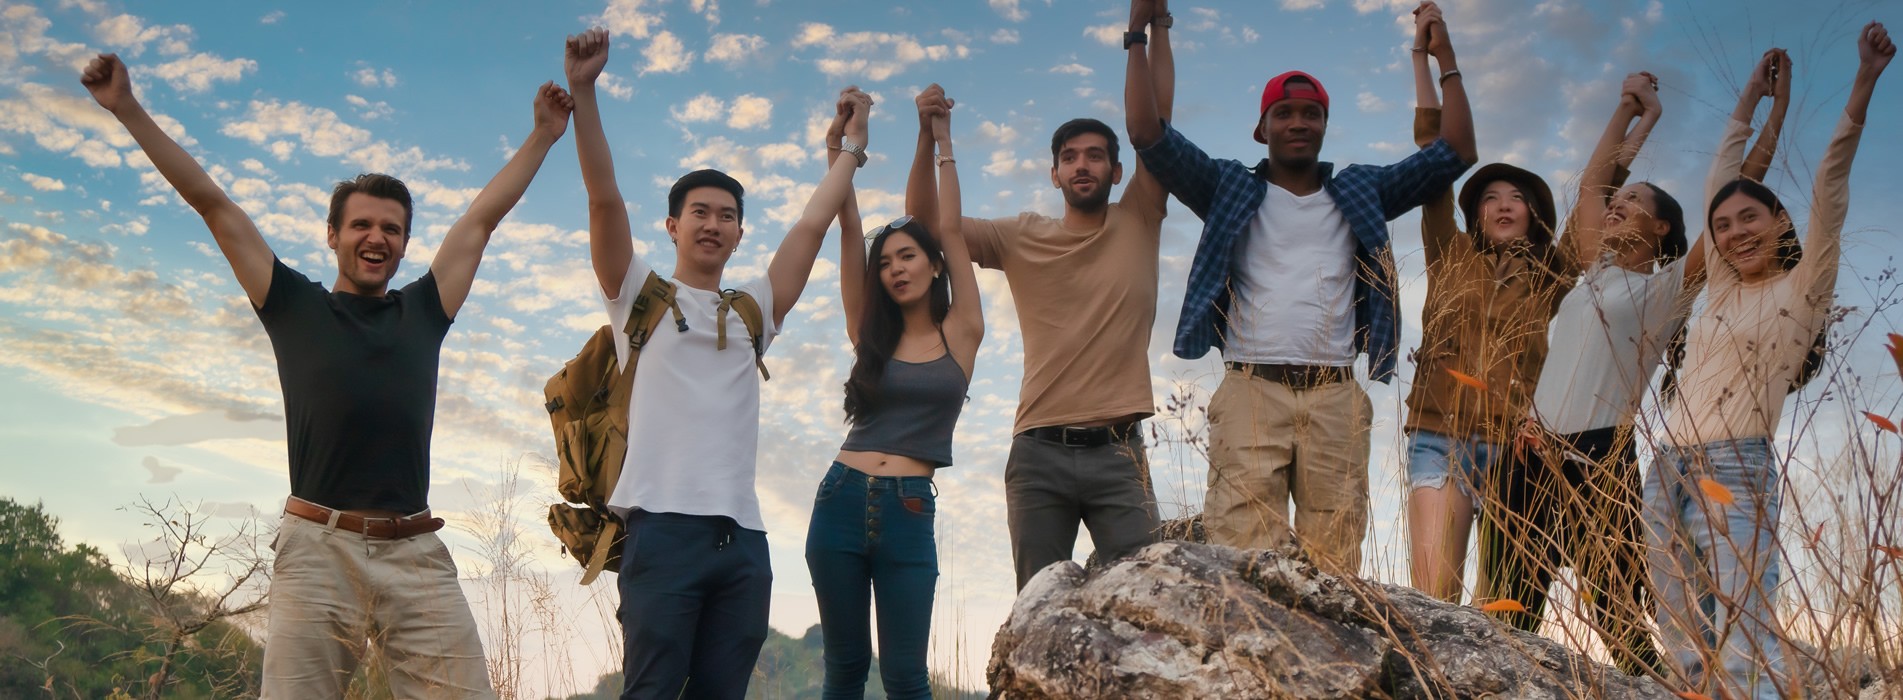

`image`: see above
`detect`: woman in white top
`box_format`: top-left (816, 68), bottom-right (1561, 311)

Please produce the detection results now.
top-left (1644, 24), bottom-right (1890, 700)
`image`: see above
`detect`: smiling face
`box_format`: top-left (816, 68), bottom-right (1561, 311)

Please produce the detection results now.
top-left (326, 192), bottom-right (409, 296)
top-left (1261, 97), bottom-right (1327, 169)
top-left (1603, 183), bottom-right (1666, 255)
top-left (1049, 132), bottom-right (1121, 212)
top-left (1711, 189), bottom-right (1792, 282)
top-left (666, 185), bottom-right (744, 275)
top-left (877, 230), bottom-right (940, 309)
top-left (1477, 180), bottom-right (1532, 245)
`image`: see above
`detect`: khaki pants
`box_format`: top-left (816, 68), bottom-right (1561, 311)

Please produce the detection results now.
top-left (262, 513), bottom-right (494, 699)
top-left (1203, 368), bottom-right (1372, 574)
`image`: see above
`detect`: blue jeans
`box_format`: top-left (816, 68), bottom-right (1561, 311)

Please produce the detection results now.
top-left (1404, 429), bottom-right (1498, 501)
top-left (617, 511), bottom-right (771, 700)
top-left (804, 462), bottom-right (938, 700)
top-left (1643, 437), bottom-right (1786, 700)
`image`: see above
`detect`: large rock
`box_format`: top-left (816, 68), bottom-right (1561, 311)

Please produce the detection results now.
top-left (988, 541), bottom-right (1677, 699)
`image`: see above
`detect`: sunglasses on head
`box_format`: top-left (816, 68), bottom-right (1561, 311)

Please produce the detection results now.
top-left (864, 214), bottom-right (915, 242)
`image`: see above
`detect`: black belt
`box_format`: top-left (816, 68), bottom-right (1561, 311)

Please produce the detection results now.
top-left (1021, 421), bottom-right (1141, 448)
top-left (1227, 362), bottom-right (1351, 389)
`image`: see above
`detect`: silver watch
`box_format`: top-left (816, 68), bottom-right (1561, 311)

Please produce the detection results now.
top-left (839, 139), bottom-right (867, 167)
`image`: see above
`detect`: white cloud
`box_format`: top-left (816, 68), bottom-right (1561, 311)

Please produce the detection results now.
top-left (727, 94), bottom-right (772, 130)
top-left (344, 94), bottom-right (394, 120)
top-left (1357, 91), bottom-right (1391, 113)
top-left (670, 93), bottom-right (724, 123)
top-left (1283, 0), bottom-right (1325, 8)
top-left (1049, 63), bottom-right (1092, 76)
top-left (0, 84), bottom-right (196, 170)
top-left (706, 33), bottom-right (766, 66)
top-left (1084, 24), bottom-right (1121, 48)
top-left (989, 0), bottom-right (1026, 22)
top-left (640, 30), bottom-right (694, 74)
top-left (990, 29), bottom-right (1020, 45)
top-left (597, 71), bottom-right (634, 101)
top-left (91, 14), bottom-right (193, 58)
top-left (1243, 26), bottom-right (1261, 43)
top-left (352, 65), bottom-right (398, 88)
top-left (596, 0), bottom-right (661, 39)
top-left (689, 0), bottom-right (719, 25)
top-left (977, 121), bottom-right (1020, 145)
top-left (983, 149), bottom-right (1040, 178)
top-left (150, 52), bottom-right (256, 93)
top-left (259, 10), bottom-right (284, 24)
top-left (791, 23), bottom-right (968, 82)
top-left (21, 173), bottom-right (66, 191)
top-left (221, 99), bottom-right (466, 174)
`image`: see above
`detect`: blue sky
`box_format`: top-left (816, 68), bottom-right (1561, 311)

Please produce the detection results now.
top-left (2, 0), bottom-right (1900, 693)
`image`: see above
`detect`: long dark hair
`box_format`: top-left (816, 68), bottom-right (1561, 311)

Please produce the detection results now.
top-left (1662, 178), bottom-right (1825, 402)
top-left (1641, 182), bottom-right (1688, 264)
top-left (843, 220), bottom-right (953, 423)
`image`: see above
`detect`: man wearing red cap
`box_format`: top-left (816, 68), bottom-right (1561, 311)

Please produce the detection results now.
top-left (1125, 2), bottom-right (1476, 575)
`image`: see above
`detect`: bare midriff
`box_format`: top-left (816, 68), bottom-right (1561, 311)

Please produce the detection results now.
top-left (834, 449), bottom-right (936, 477)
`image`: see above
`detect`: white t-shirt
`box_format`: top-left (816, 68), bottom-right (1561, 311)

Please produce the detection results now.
top-left (1532, 255), bottom-right (1690, 434)
top-left (602, 254), bottom-right (778, 531)
top-left (1224, 184), bottom-right (1357, 365)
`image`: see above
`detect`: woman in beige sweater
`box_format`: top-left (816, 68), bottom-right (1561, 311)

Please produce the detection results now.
top-left (1644, 22), bottom-right (1892, 700)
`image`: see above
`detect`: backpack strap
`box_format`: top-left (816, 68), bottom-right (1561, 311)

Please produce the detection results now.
top-left (716, 289), bottom-right (771, 381)
top-left (579, 517), bottom-right (621, 585)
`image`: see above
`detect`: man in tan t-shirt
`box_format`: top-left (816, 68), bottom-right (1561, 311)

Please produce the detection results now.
top-left (958, 0), bottom-right (1174, 590)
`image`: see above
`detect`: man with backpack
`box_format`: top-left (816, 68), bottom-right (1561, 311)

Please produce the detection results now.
top-left (81, 53), bottom-right (572, 697)
top-left (562, 28), bottom-right (871, 700)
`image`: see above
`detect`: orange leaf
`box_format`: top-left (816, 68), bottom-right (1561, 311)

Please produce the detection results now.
top-left (1866, 411), bottom-right (1900, 434)
top-left (1808, 523), bottom-right (1825, 548)
top-left (1887, 333), bottom-right (1903, 373)
top-left (1676, 693), bottom-right (1714, 700)
top-left (1877, 545), bottom-right (1903, 560)
top-left (1479, 599), bottom-right (1526, 613)
top-left (1698, 478), bottom-right (1736, 506)
top-left (1446, 369), bottom-right (1488, 391)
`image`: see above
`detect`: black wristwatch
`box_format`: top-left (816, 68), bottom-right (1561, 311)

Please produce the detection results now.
top-left (1123, 30), bottom-right (1148, 49)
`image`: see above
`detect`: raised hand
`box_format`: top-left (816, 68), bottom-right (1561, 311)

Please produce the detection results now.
top-left (1623, 71), bottom-right (1660, 113)
top-left (565, 27), bottom-right (610, 85)
top-left (533, 81), bottom-right (574, 141)
top-left (840, 86), bottom-right (872, 146)
top-left (1744, 48), bottom-right (1778, 101)
top-left (1861, 21), bottom-right (1894, 77)
top-left (1767, 49), bottom-right (1792, 101)
top-left (929, 90), bottom-right (953, 146)
top-left (79, 53), bottom-right (135, 114)
top-left (915, 83), bottom-right (952, 139)
top-left (1413, 1), bottom-right (1439, 52)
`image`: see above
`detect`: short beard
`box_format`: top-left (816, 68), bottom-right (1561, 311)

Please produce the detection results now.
top-left (1061, 185), bottom-right (1112, 213)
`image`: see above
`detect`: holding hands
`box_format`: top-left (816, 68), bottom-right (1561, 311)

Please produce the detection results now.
top-left (915, 83), bottom-right (954, 147)
top-left (1414, 1), bottom-right (1455, 63)
top-left (1620, 71), bottom-right (1661, 116)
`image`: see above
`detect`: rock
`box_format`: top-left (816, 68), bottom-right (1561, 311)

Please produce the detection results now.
top-left (988, 541), bottom-right (1678, 699)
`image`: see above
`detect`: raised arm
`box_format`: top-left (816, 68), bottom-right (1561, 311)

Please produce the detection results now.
top-left (1410, 5), bottom-right (1460, 262)
top-left (1119, 0), bottom-right (1173, 215)
top-left (430, 82), bottom-right (571, 318)
top-left (1741, 50), bottom-right (1790, 181)
top-left (566, 28), bottom-right (634, 298)
top-left (1690, 49), bottom-right (1781, 292)
top-left (931, 91), bottom-right (983, 367)
top-left (1570, 73), bottom-right (1656, 265)
top-left (1796, 22), bottom-right (1891, 289)
top-left (767, 88), bottom-right (870, 327)
top-left (905, 85), bottom-right (947, 227)
top-left (82, 54), bottom-right (273, 307)
top-left (1124, 0), bottom-right (1164, 149)
top-left (1421, 2), bottom-right (1477, 164)
top-left (828, 103), bottom-right (869, 345)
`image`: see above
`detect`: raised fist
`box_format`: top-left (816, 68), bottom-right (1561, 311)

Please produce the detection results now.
top-left (533, 81), bottom-right (574, 140)
top-left (79, 53), bottom-right (135, 114)
top-left (566, 28), bottom-right (611, 85)
top-left (1860, 21), bottom-right (1894, 76)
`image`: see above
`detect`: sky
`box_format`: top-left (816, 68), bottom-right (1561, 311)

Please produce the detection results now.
top-left (2, 0), bottom-right (1901, 694)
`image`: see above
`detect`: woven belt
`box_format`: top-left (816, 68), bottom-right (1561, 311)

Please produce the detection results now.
top-left (1021, 420), bottom-right (1141, 448)
top-left (1227, 362), bottom-right (1351, 390)
top-left (284, 497), bottom-right (445, 540)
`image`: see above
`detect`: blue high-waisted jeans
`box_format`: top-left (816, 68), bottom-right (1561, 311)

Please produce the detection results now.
top-left (804, 462), bottom-right (938, 700)
top-left (1643, 437), bottom-right (1786, 700)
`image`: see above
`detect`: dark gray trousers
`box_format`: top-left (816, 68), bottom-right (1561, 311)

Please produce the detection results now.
top-left (1004, 432), bottom-right (1161, 589)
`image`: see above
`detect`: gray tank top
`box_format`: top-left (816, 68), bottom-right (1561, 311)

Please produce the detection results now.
top-left (839, 337), bottom-right (969, 468)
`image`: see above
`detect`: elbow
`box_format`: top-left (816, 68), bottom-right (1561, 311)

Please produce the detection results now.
top-left (587, 198), bottom-right (625, 219)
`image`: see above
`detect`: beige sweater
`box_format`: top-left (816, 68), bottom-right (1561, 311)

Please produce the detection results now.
top-left (1661, 112), bottom-right (1864, 445)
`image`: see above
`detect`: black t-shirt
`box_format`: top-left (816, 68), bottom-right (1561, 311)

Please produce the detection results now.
top-left (255, 259), bottom-right (452, 513)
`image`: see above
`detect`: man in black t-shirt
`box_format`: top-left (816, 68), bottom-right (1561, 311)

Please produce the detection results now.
top-left (83, 53), bottom-right (572, 698)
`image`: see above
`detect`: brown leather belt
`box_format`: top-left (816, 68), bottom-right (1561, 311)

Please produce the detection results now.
top-left (284, 497), bottom-right (445, 539)
top-left (1227, 362), bottom-right (1352, 390)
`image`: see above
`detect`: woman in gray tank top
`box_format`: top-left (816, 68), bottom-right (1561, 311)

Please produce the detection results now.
top-left (804, 84), bottom-right (983, 700)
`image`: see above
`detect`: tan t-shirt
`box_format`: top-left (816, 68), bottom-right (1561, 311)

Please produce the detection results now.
top-left (1662, 112), bottom-right (1862, 445)
top-left (966, 192), bottom-right (1166, 433)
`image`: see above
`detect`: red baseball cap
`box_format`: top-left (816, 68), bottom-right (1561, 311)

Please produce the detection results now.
top-left (1253, 71), bottom-right (1330, 144)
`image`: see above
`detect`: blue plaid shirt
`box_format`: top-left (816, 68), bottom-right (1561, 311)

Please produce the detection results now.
top-left (1137, 121), bottom-right (1469, 383)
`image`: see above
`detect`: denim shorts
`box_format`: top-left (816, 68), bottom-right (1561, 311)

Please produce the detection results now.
top-left (1404, 429), bottom-right (1499, 500)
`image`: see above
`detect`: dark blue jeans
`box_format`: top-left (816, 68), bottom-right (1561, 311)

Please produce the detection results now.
top-left (617, 511), bottom-right (771, 700)
top-left (804, 462), bottom-right (938, 700)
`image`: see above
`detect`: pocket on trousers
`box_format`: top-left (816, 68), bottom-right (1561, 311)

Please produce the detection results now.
top-left (814, 467), bottom-right (846, 503)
